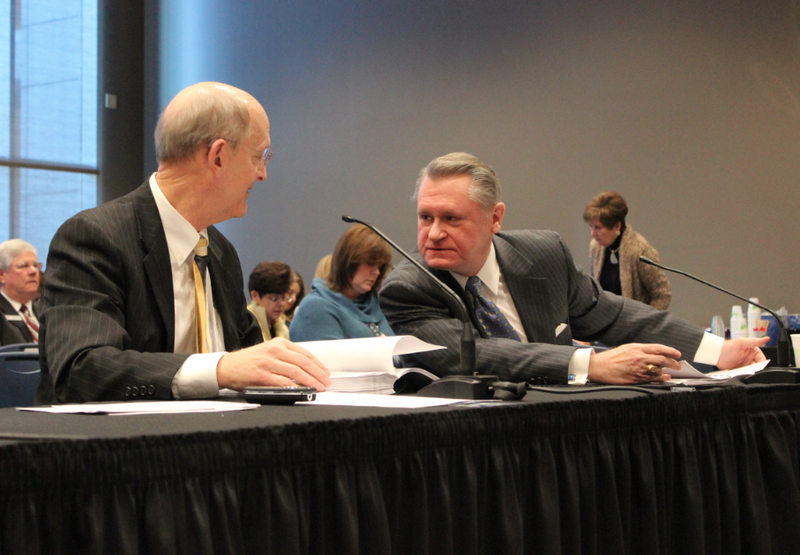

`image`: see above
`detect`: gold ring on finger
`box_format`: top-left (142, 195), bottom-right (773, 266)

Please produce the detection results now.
top-left (646, 364), bottom-right (660, 377)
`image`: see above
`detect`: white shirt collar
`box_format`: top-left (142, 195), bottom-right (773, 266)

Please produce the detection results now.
top-left (149, 173), bottom-right (208, 266)
top-left (1, 291), bottom-right (32, 314)
top-left (451, 241), bottom-right (500, 293)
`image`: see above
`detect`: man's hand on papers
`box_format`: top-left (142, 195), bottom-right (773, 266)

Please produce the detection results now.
top-left (716, 337), bottom-right (768, 370)
top-left (216, 338), bottom-right (332, 392)
top-left (587, 343), bottom-right (681, 384)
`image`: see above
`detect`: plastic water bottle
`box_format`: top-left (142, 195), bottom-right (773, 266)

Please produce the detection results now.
top-left (730, 305), bottom-right (747, 339)
top-left (747, 298), bottom-right (762, 338)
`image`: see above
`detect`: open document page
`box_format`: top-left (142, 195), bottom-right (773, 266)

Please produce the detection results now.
top-left (667, 360), bottom-right (770, 384)
top-left (296, 336), bottom-right (445, 394)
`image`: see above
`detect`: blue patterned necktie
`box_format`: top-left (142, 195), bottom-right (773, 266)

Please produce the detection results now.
top-left (465, 276), bottom-right (520, 341)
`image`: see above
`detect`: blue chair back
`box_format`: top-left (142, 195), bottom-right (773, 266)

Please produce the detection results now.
top-left (0, 351), bottom-right (40, 408)
top-left (0, 342), bottom-right (38, 353)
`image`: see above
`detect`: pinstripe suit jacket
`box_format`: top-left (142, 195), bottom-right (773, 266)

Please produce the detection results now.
top-left (379, 230), bottom-right (705, 384)
top-left (36, 183), bottom-right (262, 404)
top-left (0, 294), bottom-right (38, 345)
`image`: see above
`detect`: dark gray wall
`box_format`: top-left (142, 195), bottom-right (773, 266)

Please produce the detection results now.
top-left (99, 0), bottom-right (145, 202)
top-left (151, 0), bottom-right (800, 327)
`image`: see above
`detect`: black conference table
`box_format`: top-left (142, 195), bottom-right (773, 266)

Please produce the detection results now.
top-left (1, 382), bottom-right (799, 555)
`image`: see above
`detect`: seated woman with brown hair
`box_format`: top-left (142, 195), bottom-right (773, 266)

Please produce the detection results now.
top-left (283, 270), bottom-right (305, 325)
top-left (247, 261), bottom-right (293, 341)
top-left (583, 191), bottom-right (671, 310)
top-left (290, 225), bottom-right (394, 341)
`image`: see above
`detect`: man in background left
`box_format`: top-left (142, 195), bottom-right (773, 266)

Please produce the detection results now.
top-left (37, 82), bottom-right (330, 404)
top-left (0, 239), bottom-right (41, 346)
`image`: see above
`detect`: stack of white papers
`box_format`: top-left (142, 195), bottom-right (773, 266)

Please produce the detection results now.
top-left (667, 360), bottom-right (770, 384)
top-left (297, 336), bottom-right (444, 394)
top-left (322, 368), bottom-right (438, 395)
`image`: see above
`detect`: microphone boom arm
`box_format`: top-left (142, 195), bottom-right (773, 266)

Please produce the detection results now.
top-left (639, 256), bottom-right (791, 366)
top-left (342, 215), bottom-right (477, 373)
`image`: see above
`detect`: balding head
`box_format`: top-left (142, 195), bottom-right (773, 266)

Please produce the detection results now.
top-left (154, 82), bottom-right (267, 164)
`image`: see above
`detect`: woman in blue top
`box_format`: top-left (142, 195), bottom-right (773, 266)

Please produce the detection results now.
top-left (290, 224), bottom-right (394, 341)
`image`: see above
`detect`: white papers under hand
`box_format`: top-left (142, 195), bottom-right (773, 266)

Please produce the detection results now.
top-left (668, 360), bottom-right (770, 382)
top-left (296, 336), bottom-right (445, 373)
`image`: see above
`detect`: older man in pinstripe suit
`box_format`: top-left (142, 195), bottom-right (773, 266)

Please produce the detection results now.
top-left (380, 152), bottom-right (766, 385)
top-left (37, 82), bottom-right (330, 404)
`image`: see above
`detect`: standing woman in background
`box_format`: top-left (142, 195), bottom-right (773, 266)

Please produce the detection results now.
top-left (290, 224), bottom-right (394, 341)
top-left (583, 191), bottom-right (672, 310)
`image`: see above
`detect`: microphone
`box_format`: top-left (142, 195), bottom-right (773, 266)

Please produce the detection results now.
top-left (342, 215), bottom-right (477, 375)
top-left (639, 256), bottom-right (792, 367)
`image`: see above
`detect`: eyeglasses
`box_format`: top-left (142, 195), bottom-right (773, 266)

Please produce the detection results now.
top-left (265, 293), bottom-right (294, 305)
top-left (261, 147), bottom-right (273, 167)
top-left (12, 262), bottom-right (42, 271)
top-left (207, 139), bottom-right (273, 167)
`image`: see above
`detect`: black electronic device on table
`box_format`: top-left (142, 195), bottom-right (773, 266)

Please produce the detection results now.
top-left (243, 386), bottom-right (317, 405)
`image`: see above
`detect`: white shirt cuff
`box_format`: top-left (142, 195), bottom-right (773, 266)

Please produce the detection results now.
top-left (568, 347), bottom-right (592, 384)
top-left (692, 332), bottom-right (725, 366)
top-left (171, 352), bottom-right (225, 399)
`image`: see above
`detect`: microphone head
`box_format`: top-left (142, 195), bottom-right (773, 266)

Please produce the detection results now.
top-left (341, 215), bottom-right (355, 223)
top-left (639, 256), bottom-right (654, 265)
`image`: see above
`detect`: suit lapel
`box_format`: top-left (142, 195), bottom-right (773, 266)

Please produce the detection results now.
top-left (438, 268), bottom-right (478, 329)
top-left (494, 235), bottom-right (553, 343)
top-left (407, 250), bottom-right (481, 333)
top-left (206, 231), bottom-right (237, 350)
top-left (0, 294), bottom-right (33, 342)
top-left (132, 184), bottom-right (176, 350)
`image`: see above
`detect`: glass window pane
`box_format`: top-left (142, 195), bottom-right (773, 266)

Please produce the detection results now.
top-left (0, 167), bottom-right (9, 241)
top-left (16, 168), bottom-right (97, 262)
top-left (1, 0), bottom-right (98, 264)
top-left (0, 0), bottom-right (10, 158)
top-left (15, 0), bottom-right (97, 166)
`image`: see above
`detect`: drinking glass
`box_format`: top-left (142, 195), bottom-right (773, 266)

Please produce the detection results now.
top-left (711, 315), bottom-right (726, 338)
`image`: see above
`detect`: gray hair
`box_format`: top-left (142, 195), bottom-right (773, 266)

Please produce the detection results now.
top-left (154, 87), bottom-right (251, 163)
top-left (0, 239), bottom-right (37, 271)
top-left (412, 152), bottom-right (502, 210)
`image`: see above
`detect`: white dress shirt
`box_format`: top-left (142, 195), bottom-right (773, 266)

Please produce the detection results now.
top-left (452, 242), bottom-right (724, 383)
top-left (1, 291), bottom-right (39, 331)
top-left (149, 174), bottom-right (225, 399)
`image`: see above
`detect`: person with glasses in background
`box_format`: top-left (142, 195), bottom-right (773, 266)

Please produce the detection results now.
top-left (283, 270), bottom-right (306, 326)
top-left (0, 239), bottom-right (42, 346)
top-left (290, 224), bottom-right (394, 341)
top-left (37, 82), bottom-right (330, 404)
top-left (247, 261), bottom-right (294, 341)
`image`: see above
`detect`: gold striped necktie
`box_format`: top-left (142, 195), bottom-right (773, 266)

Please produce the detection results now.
top-left (193, 237), bottom-right (209, 353)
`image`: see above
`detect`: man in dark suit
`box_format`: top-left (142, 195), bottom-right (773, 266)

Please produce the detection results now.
top-left (38, 82), bottom-right (331, 404)
top-left (380, 152), bottom-right (767, 384)
top-left (0, 239), bottom-right (41, 346)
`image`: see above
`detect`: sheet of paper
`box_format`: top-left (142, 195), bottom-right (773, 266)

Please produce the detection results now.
top-left (327, 367), bottom-right (439, 395)
top-left (299, 391), bottom-right (466, 408)
top-left (18, 400), bottom-right (258, 415)
top-left (668, 360), bottom-right (770, 382)
top-left (296, 336), bottom-right (445, 373)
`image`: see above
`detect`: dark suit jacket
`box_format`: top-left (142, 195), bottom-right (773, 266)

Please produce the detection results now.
top-left (0, 294), bottom-right (38, 346)
top-left (379, 230), bottom-right (705, 383)
top-left (37, 183), bottom-right (262, 404)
